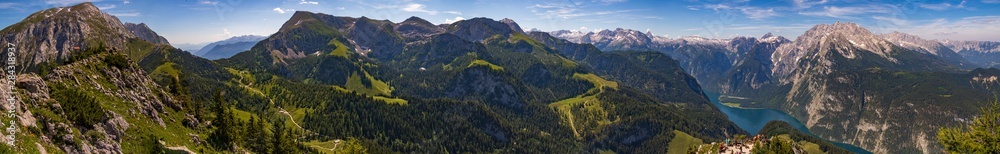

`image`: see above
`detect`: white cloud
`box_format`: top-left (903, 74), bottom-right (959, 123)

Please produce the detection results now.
top-left (917, 1), bottom-right (965, 11)
top-left (984, 0), bottom-right (1000, 4)
top-left (390, 3), bottom-right (460, 15)
top-left (528, 2), bottom-right (636, 19)
top-left (799, 5), bottom-right (892, 19)
top-left (272, 7), bottom-right (294, 14)
top-left (879, 16), bottom-right (1000, 41)
top-left (222, 28), bottom-right (231, 36)
top-left (872, 16), bottom-right (910, 26)
top-left (444, 16), bottom-right (465, 24)
top-left (702, 4), bottom-right (778, 19)
top-left (123, 0), bottom-right (129, 4)
top-left (703, 4), bottom-right (730, 11)
top-left (299, 0), bottom-right (318, 5)
top-left (741, 7), bottom-right (777, 19)
top-left (198, 0), bottom-right (218, 5)
top-left (109, 12), bottom-right (139, 17)
top-left (97, 4), bottom-right (115, 10)
top-left (0, 3), bottom-right (16, 9)
top-left (791, 0), bottom-right (828, 9)
top-left (336, 7), bottom-right (346, 10)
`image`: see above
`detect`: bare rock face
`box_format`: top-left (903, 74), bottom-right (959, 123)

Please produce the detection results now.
top-left (0, 2), bottom-right (136, 68)
top-left (347, 17), bottom-right (403, 60)
top-left (46, 54), bottom-right (172, 127)
top-left (881, 31), bottom-right (974, 68)
top-left (124, 22), bottom-right (170, 45)
top-left (941, 40), bottom-right (1000, 68)
top-left (771, 22), bottom-right (897, 81)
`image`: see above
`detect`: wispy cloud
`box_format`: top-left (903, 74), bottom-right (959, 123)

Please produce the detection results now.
top-left (872, 16), bottom-right (910, 26)
top-left (109, 12), bottom-right (139, 17)
top-left (917, 1), bottom-right (966, 11)
top-left (741, 7), bottom-right (778, 19)
top-left (984, 0), bottom-right (1000, 4)
top-left (399, 3), bottom-right (460, 15)
top-left (0, 2), bottom-right (16, 9)
top-left (198, 0), bottom-right (218, 5)
top-left (876, 16), bottom-right (1000, 41)
top-left (701, 4), bottom-right (779, 20)
top-left (791, 0), bottom-right (828, 9)
top-left (97, 4), bottom-right (116, 10)
top-left (299, 0), bottom-right (318, 5)
top-left (799, 5), bottom-right (892, 19)
top-left (528, 2), bottom-right (636, 19)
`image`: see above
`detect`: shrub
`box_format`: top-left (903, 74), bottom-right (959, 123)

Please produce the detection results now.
top-left (51, 86), bottom-right (106, 128)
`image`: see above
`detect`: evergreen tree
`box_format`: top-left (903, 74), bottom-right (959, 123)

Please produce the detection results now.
top-left (245, 116), bottom-right (271, 153)
top-left (938, 100), bottom-right (1000, 153)
top-left (272, 119), bottom-right (289, 153)
top-left (209, 91), bottom-right (234, 150)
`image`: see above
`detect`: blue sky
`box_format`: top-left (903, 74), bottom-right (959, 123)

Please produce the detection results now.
top-left (1, 0), bottom-right (998, 46)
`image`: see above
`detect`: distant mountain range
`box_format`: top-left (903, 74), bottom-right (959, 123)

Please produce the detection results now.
top-left (192, 35), bottom-right (267, 60)
top-left (551, 22), bottom-right (1000, 153)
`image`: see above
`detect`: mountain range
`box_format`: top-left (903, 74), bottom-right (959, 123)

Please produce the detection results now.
top-left (0, 3), bottom-right (748, 153)
top-left (551, 22), bottom-right (1000, 153)
top-left (0, 2), bottom-right (997, 153)
top-left (192, 35), bottom-right (267, 60)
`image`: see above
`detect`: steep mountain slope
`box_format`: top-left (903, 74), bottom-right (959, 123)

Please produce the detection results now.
top-left (746, 22), bottom-right (997, 153)
top-left (880, 32), bottom-right (975, 69)
top-left (715, 34), bottom-right (789, 94)
top-left (191, 35), bottom-right (266, 58)
top-left (0, 2), bottom-right (136, 69)
top-left (941, 40), bottom-right (1000, 68)
top-left (124, 22), bottom-right (170, 45)
top-left (553, 23), bottom-right (994, 153)
top-left (0, 2), bottom-right (219, 153)
top-left (218, 11), bottom-right (745, 153)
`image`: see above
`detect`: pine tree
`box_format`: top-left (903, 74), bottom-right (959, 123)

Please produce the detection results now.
top-left (209, 91), bottom-right (234, 150)
top-left (245, 116), bottom-right (270, 153)
top-left (272, 119), bottom-right (287, 153)
top-left (938, 100), bottom-right (1000, 153)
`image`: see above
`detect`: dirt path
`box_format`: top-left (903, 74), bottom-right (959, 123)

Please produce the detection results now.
top-left (166, 146), bottom-right (195, 154)
top-left (278, 107), bottom-right (304, 130)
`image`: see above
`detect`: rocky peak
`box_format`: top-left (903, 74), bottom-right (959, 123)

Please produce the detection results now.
top-left (0, 2), bottom-right (136, 67)
top-left (278, 11), bottom-right (320, 31)
top-left (880, 31), bottom-right (952, 55)
top-left (772, 22), bottom-right (897, 80)
top-left (124, 22), bottom-right (170, 45)
top-left (402, 16), bottom-right (433, 25)
top-left (762, 32), bottom-right (774, 38)
top-left (499, 18), bottom-right (525, 34)
top-left (446, 17), bottom-right (516, 42)
top-left (579, 28), bottom-right (652, 50)
top-left (396, 16), bottom-right (444, 39)
top-left (941, 40), bottom-right (1000, 53)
